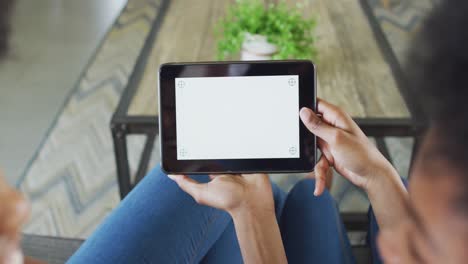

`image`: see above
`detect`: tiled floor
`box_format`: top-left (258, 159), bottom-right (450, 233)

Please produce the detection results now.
top-left (0, 0), bottom-right (126, 184)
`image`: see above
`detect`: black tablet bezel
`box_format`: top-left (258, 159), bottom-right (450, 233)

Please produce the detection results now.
top-left (159, 60), bottom-right (316, 174)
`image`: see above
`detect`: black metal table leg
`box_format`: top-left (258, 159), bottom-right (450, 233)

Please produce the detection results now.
top-left (375, 137), bottom-right (393, 165)
top-left (134, 132), bottom-right (157, 186)
top-left (111, 124), bottom-right (132, 199)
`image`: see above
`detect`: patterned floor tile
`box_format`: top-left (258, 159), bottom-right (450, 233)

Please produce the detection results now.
top-left (19, 0), bottom-right (164, 239)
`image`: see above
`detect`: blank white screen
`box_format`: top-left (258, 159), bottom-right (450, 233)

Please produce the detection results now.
top-left (175, 75), bottom-right (299, 160)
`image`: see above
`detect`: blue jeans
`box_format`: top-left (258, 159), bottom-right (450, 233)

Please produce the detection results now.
top-left (68, 166), bottom-right (379, 263)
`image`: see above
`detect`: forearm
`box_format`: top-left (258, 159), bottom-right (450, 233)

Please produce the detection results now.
top-left (230, 209), bottom-right (287, 264)
top-left (366, 164), bottom-right (409, 230)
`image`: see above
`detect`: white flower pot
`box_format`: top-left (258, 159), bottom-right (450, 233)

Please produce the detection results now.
top-left (241, 32), bottom-right (278, 61)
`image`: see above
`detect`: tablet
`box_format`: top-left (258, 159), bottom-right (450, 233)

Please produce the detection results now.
top-left (159, 60), bottom-right (316, 174)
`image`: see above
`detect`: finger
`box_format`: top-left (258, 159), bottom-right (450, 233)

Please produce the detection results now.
top-left (316, 98), bottom-right (363, 136)
top-left (168, 175), bottom-right (206, 204)
top-left (209, 174), bottom-right (241, 182)
top-left (314, 155), bottom-right (330, 196)
top-left (300, 107), bottom-right (341, 143)
top-left (241, 173), bottom-right (269, 184)
top-left (4, 192), bottom-right (30, 230)
top-left (317, 138), bottom-right (334, 165)
top-left (4, 247), bottom-right (23, 264)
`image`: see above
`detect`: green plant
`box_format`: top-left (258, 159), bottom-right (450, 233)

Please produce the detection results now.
top-left (215, 0), bottom-right (317, 60)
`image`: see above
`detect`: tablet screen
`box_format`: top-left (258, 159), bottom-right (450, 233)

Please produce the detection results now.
top-left (159, 61), bottom-right (316, 174)
top-left (175, 75), bottom-right (300, 160)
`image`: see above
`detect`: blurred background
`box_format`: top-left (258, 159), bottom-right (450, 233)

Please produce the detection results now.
top-left (0, 0), bottom-right (434, 262)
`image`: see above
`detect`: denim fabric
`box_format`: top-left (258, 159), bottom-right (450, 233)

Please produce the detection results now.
top-left (69, 166), bottom-right (375, 263)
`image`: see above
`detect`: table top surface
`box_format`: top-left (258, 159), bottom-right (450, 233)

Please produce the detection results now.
top-left (122, 0), bottom-right (410, 119)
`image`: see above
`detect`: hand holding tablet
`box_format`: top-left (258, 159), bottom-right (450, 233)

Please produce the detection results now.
top-left (159, 60), bottom-right (316, 174)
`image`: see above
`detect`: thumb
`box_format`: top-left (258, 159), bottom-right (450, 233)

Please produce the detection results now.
top-left (300, 107), bottom-right (337, 143)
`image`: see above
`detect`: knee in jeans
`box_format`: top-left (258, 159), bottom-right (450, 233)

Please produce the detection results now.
top-left (289, 178), bottom-right (334, 205)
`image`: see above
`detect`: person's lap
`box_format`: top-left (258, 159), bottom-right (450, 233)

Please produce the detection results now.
top-left (68, 167), bottom-right (230, 263)
top-left (68, 166), bottom-right (363, 263)
top-left (201, 176), bottom-right (287, 264)
top-left (280, 180), bottom-right (355, 264)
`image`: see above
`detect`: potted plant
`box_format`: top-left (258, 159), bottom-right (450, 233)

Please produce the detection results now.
top-left (215, 0), bottom-right (317, 61)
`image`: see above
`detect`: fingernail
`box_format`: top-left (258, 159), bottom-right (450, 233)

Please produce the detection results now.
top-left (6, 249), bottom-right (23, 264)
top-left (313, 189), bottom-right (318, 196)
top-left (300, 107), bottom-right (313, 120)
top-left (168, 174), bottom-right (177, 180)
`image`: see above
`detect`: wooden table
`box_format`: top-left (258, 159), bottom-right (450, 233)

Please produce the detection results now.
top-left (112, 0), bottom-right (421, 199)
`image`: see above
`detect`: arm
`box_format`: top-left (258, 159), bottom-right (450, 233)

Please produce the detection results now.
top-left (300, 99), bottom-right (409, 230)
top-left (231, 208), bottom-right (287, 264)
top-left (169, 174), bottom-right (287, 263)
top-left (365, 164), bottom-right (408, 229)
